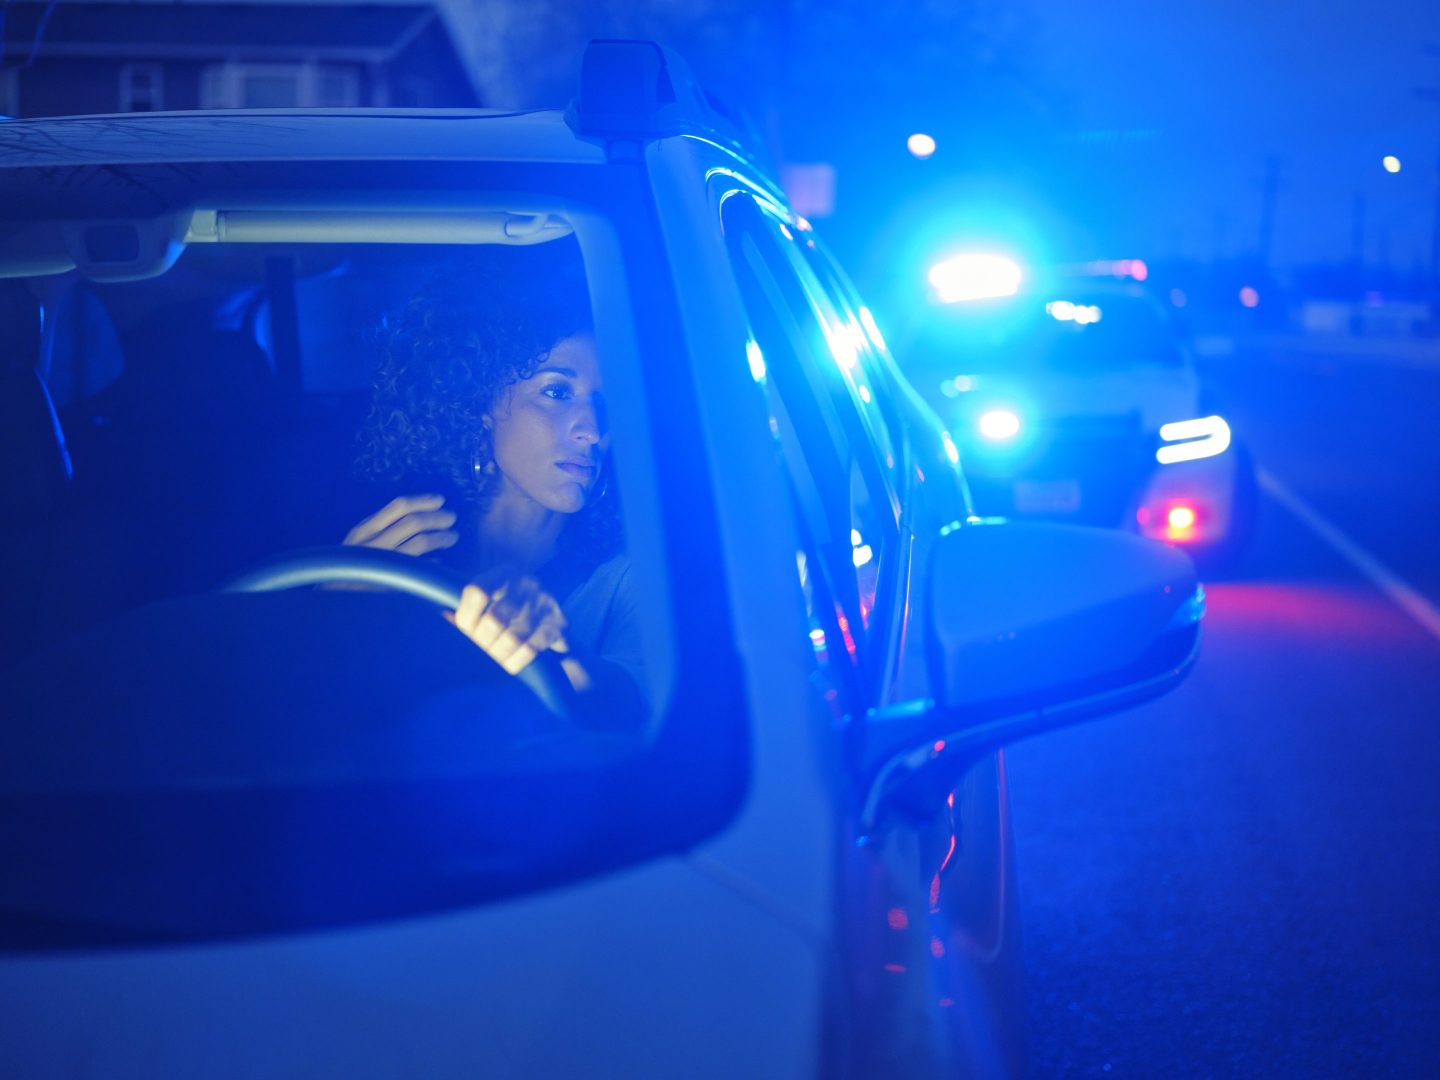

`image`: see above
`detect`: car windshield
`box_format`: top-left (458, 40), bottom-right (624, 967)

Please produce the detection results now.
top-left (907, 290), bottom-right (1185, 375)
top-left (0, 155), bottom-right (743, 937)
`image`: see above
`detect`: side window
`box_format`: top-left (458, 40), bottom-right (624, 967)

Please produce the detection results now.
top-left (200, 62), bottom-right (361, 109)
top-left (119, 64), bottom-right (164, 113)
top-left (720, 191), bottom-right (899, 683)
top-left (0, 69), bottom-right (18, 118)
top-left (794, 229), bottom-right (910, 455)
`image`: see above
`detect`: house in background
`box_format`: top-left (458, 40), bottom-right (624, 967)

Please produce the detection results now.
top-left (0, 0), bottom-right (484, 118)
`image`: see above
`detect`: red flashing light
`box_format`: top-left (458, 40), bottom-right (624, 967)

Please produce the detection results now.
top-left (1167, 506), bottom-right (1196, 530)
top-left (1139, 501), bottom-right (1205, 544)
top-left (1164, 504), bottom-right (1198, 542)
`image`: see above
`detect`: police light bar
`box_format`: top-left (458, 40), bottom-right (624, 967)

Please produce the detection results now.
top-left (978, 408), bottom-right (1021, 440)
top-left (1059, 258), bottom-right (1149, 282)
top-left (928, 254), bottom-right (1022, 303)
top-left (1046, 300), bottom-right (1102, 325)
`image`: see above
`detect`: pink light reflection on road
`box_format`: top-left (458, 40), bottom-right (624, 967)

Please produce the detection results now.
top-left (1203, 581), bottom-right (1426, 646)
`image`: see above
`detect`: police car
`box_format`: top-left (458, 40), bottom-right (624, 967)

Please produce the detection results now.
top-left (0, 41), bottom-right (1202, 1079)
top-left (899, 255), bottom-right (1257, 568)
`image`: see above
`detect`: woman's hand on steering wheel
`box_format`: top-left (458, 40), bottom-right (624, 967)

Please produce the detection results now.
top-left (343, 498), bottom-right (592, 692)
top-left (447, 572), bottom-right (570, 678)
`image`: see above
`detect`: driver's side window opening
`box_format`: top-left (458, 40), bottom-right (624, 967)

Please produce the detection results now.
top-left (720, 192), bottom-right (899, 693)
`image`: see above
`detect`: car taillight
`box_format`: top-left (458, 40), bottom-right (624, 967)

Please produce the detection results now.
top-left (1138, 502), bottom-right (1202, 544)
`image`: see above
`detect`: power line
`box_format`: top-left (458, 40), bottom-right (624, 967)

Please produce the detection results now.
top-left (0, 0), bottom-right (60, 73)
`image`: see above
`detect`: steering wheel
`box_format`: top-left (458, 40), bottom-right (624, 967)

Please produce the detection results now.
top-left (224, 546), bottom-right (577, 721)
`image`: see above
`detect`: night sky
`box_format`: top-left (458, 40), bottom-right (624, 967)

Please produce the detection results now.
top-left (455, 1), bottom-right (1440, 273)
top-left (1033, 0), bottom-right (1440, 269)
top-left (555, 0), bottom-right (1440, 275)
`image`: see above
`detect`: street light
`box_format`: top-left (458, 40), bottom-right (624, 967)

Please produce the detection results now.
top-left (907, 133), bottom-right (936, 159)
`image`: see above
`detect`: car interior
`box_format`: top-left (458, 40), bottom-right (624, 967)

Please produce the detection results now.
top-left (0, 218), bottom-right (713, 942)
top-left (2, 237), bottom-right (595, 673)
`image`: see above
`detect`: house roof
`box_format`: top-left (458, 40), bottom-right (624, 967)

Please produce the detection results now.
top-left (0, 3), bottom-right (439, 60)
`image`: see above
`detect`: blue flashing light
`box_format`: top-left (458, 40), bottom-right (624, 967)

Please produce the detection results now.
top-left (1046, 300), bottom-right (1102, 325)
top-left (928, 254), bottom-right (1022, 304)
top-left (978, 409), bottom-right (1021, 441)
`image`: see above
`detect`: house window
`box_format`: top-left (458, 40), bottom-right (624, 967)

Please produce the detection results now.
top-left (119, 64), bottom-right (164, 112)
top-left (0, 69), bottom-right (19, 118)
top-left (200, 62), bottom-right (361, 109)
top-left (391, 76), bottom-right (433, 108)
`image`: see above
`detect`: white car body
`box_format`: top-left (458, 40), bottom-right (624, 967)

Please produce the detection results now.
top-left (0, 42), bottom-right (1202, 1079)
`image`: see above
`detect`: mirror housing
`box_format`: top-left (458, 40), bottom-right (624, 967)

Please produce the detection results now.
top-left (862, 521), bottom-right (1201, 818)
top-left (928, 520), bottom-right (1199, 718)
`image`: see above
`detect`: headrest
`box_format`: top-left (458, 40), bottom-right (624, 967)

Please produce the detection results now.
top-left (1, 281), bottom-right (42, 374)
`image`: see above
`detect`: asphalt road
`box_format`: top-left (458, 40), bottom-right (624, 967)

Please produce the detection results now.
top-left (1007, 335), bottom-right (1440, 1078)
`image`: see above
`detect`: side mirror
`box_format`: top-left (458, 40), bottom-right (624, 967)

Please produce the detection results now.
top-left (863, 521), bottom-right (1201, 817)
top-left (928, 521), bottom-right (1200, 722)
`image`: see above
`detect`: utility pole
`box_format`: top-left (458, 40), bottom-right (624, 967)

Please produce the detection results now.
top-left (1211, 208), bottom-right (1230, 263)
top-left (1351, 190), bottom-right (1367, 273)
top-left (1257, 154), bottom-right (1281, 272)
top-left (1418, 44), bottom-right (1440, 331)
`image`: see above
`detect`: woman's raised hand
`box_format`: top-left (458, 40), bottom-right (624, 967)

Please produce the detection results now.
top-left (344, 498), bottom-right (586, 685)
top-left (343, 494), bottom-right (459, 556)
top-left (447, 573), bottom-right (570, 676)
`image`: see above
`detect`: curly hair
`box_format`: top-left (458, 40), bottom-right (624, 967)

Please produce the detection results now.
top-left (354, 242), bottom-right (622, 568)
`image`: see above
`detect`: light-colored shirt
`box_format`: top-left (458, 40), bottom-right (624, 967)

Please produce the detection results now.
top-left (560, 554), bottom-right (648, 717)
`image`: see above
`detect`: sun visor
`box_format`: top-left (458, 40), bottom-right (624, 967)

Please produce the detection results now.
top-left (0, 210), bottom-right (576, 281)
top-left (184, 210), bottom-right (574, 245)
top-left (0, 224), bottom-right (78, 279)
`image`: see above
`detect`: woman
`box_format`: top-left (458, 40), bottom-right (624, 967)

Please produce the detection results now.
top-left (345, 252), bottom-right (644, 716)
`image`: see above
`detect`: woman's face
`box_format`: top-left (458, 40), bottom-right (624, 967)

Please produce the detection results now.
top-left (486, 333), bottom-right (609, 514)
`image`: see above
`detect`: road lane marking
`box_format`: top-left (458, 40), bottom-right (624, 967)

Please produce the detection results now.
top-left (1258, 467), bottom-right (1440, 643)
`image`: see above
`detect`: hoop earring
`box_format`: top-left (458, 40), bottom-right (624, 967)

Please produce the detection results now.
top-left (591, 464), bottom-right (610, 503)
top-left (472, 451), bottom-right (496, 490)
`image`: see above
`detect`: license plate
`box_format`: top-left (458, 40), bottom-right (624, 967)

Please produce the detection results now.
top-left (1013, 478), bottom-right (1082, 513)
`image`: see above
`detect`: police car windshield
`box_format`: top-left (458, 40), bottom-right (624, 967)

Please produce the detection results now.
top-left (915, 292), bottom-right (1185, 374)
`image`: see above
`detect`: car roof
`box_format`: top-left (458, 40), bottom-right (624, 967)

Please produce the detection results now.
top-left (0, 109), bottom-right (609, 167)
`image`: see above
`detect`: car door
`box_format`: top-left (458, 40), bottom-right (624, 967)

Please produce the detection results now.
top-left (713, 182), bottom-right (1026, 1077)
